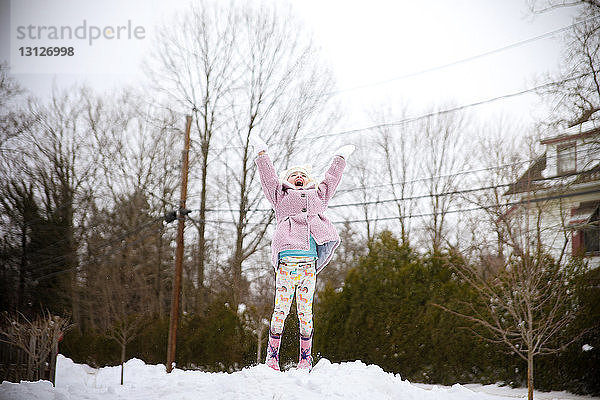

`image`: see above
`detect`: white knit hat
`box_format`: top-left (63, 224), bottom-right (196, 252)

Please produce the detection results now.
top-left (280, 164), bottom-right (314, 185)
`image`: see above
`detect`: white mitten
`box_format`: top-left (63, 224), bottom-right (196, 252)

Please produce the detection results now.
top-left (249, 133), bottom-right (268, 155)
top-left (334, 144), bottom-right (356, 160)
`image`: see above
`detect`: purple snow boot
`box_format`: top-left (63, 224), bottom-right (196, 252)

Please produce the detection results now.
top-left (265, 331), bottom-right (281, 371)
top-left (297, 332), bottom-right (313, 370)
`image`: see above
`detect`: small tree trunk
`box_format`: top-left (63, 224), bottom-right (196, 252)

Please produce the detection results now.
top-left (257, 324), bottom-right (264, 363)
top-left (120, 343), bottom-right (126, 385)
top-left (527, 351), bottom-right (534, 400)
top-left (27, 335), bottom-right (36, 381)
top-left (49, 338), bottom-right (58, 386)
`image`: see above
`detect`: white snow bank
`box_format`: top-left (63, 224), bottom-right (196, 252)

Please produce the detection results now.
top-left (0, 355), bottom-right (597, 400)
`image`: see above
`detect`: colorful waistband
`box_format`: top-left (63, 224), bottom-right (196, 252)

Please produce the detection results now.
top-left (279, 255), bottom-right (317, 266)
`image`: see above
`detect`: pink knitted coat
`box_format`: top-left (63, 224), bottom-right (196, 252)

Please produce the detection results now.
top-left (255, 153), bottom-right (346, 273)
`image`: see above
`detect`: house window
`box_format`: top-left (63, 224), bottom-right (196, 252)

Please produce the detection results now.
top-left (557, 143), bottom-right (576, 175)
top-left (583, 207), bottom-right (600, 254)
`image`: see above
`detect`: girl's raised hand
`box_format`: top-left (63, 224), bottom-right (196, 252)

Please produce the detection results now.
top-left (334, 145), bottom-right (356, 160)
top-left (249, 133), bottom-right (268, 155)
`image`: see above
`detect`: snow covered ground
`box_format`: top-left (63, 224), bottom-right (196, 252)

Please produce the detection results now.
top-left (0, 355), bottom-right (598, 400)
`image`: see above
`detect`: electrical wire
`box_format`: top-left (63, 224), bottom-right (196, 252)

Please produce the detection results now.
top-left (329, 187), bottom-right (600, 224)
top-left (302, 73), bottom-right (597, 141)
top-left (337, 146), bottom-right (600, 194)
top-left (324, 14), bottom-right (600, 96)
top-left (182, 145), bottom-right (590, 201)
top-left (15, 166), bottom-right (600, 279)
top-left (187, 139), bottom-right (552, 202)
top-left (21, 172), bottom-right (600, 280)
top-left (25, 216), bottom-right (167, 278)
top-left (5, 138), bottom-right (596, 268)
top-left (15, 153), bottom-right (598, 279)
top-left (184, 151), bottom-right (600, 213)
top-left (139, 15), bottom-right (599, 111)
top-left (205, 71), bottom-right (598, 154)
top-left (34, 223), bottom-right (166, 282)
top-left (177, 183), bottom-right (600, 226)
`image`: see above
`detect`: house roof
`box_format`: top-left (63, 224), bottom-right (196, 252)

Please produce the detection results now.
top-left (504, 153), bottom-right (547, 195)
top-left (567, 201), bottom-right (599, 229)
top-left (505, 122), bottom-right (600, 196)
top-left (505, 159), bottom-right (599, 196)
top-left (572, 163), bottom-right (600, 185)
top-left (540, 124), bottom-right (600, 145)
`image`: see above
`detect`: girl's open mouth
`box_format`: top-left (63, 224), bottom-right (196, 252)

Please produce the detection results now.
top-left (294, 178), bottom-right (304, 187)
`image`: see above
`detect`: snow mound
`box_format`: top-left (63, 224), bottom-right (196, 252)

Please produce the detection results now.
top-left (0, 355), bottom-right (589, 400)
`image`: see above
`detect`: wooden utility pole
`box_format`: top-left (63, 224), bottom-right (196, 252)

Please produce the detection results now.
top-left (166, 115), bottom-right (192, 373)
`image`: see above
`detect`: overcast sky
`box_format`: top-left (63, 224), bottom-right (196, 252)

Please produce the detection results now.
top-left (1, 0), bottom-right (579, 130)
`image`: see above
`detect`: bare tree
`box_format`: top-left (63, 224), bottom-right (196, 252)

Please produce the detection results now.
top-left (242, 263), bottom-right (274, 364)
top-left (460, 118), bottom-right (528, 262)
top-left (533, 3), bottom-right (600, 127)
top-left (419, 110), bottom-right (469, 253)
top-left (98, 278), bottom-right (150, 385)
top-left (146, 2), bottom-right (241, 313)
top-left (326, 134), bottom-right (381, 244)
top-left (439, 132), bottom-right (587, 400)
top-left (83, 90), bottom-right (179, 318)
top-left (439, 221), bottom-right (584, 400)
top-left (148, 3), bottom-right (228, 311)
top-left (13, 87), bottom-right (101, 324)
top-left (147, 2), bottom-right (338, 312)
top-left (83, 191), bottom-right (159, 384)
top-left (371, 106), bottom-right (418, 244)
top-left (0, 311), bottom-right (71, 382)
top-left (350, 148), bottom-right (380, 242)
top-left (528, 0), bottom-right (600, 13)
top-left (0, 61), bottom-right (29, 149)
top-left (151, 2), bottom-right (335, 310)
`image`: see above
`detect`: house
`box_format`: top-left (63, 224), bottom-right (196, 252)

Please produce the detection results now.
top-left (504, 121), bottom-right (600, 269)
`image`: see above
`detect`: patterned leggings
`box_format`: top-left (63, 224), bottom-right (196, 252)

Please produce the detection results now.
top-left (270, 256), bottom-right (316, 337)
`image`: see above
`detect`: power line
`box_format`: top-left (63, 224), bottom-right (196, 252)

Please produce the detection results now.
top-left (19, 173), bottom-right (600, 280)
top-left (34, 223), bottom-right (165, 282)
top-left (164, 185), bottom-right (600, 226)
top-left (337, 146), bottom-right (600, 194)
top-left (144, 15), bottom-right (598, 110)
top-left (181, 147), bottom-right (553, 200)
top-left (330, 187), bottom-right (600, 224)
top-left (144, 186), bottom-right (179, 209)
top-left (26, 216), bottom-right (167, 277)
top-left (31, 187), bottom-right (597, 282)
top-left (330, 183), bottom-right (512, 209)
top-left (324, 15), bottom-right (600, 96)
top-left (302, 73), bottom-right (596, 141)
top-left (186, 150), bottom-right (600, 213)
top-left (180, 176), bottom-right (600, 225)
top-left (191, 144), bottom-right (597, 216)
top-left (12, 148), bottom-right (598, 279)
top-left (207, 71), bottom-right (596, 154)
top-left (336, 163), bottom-right (522, 195)
top-left (5, 141), bottom-right (594, 264)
